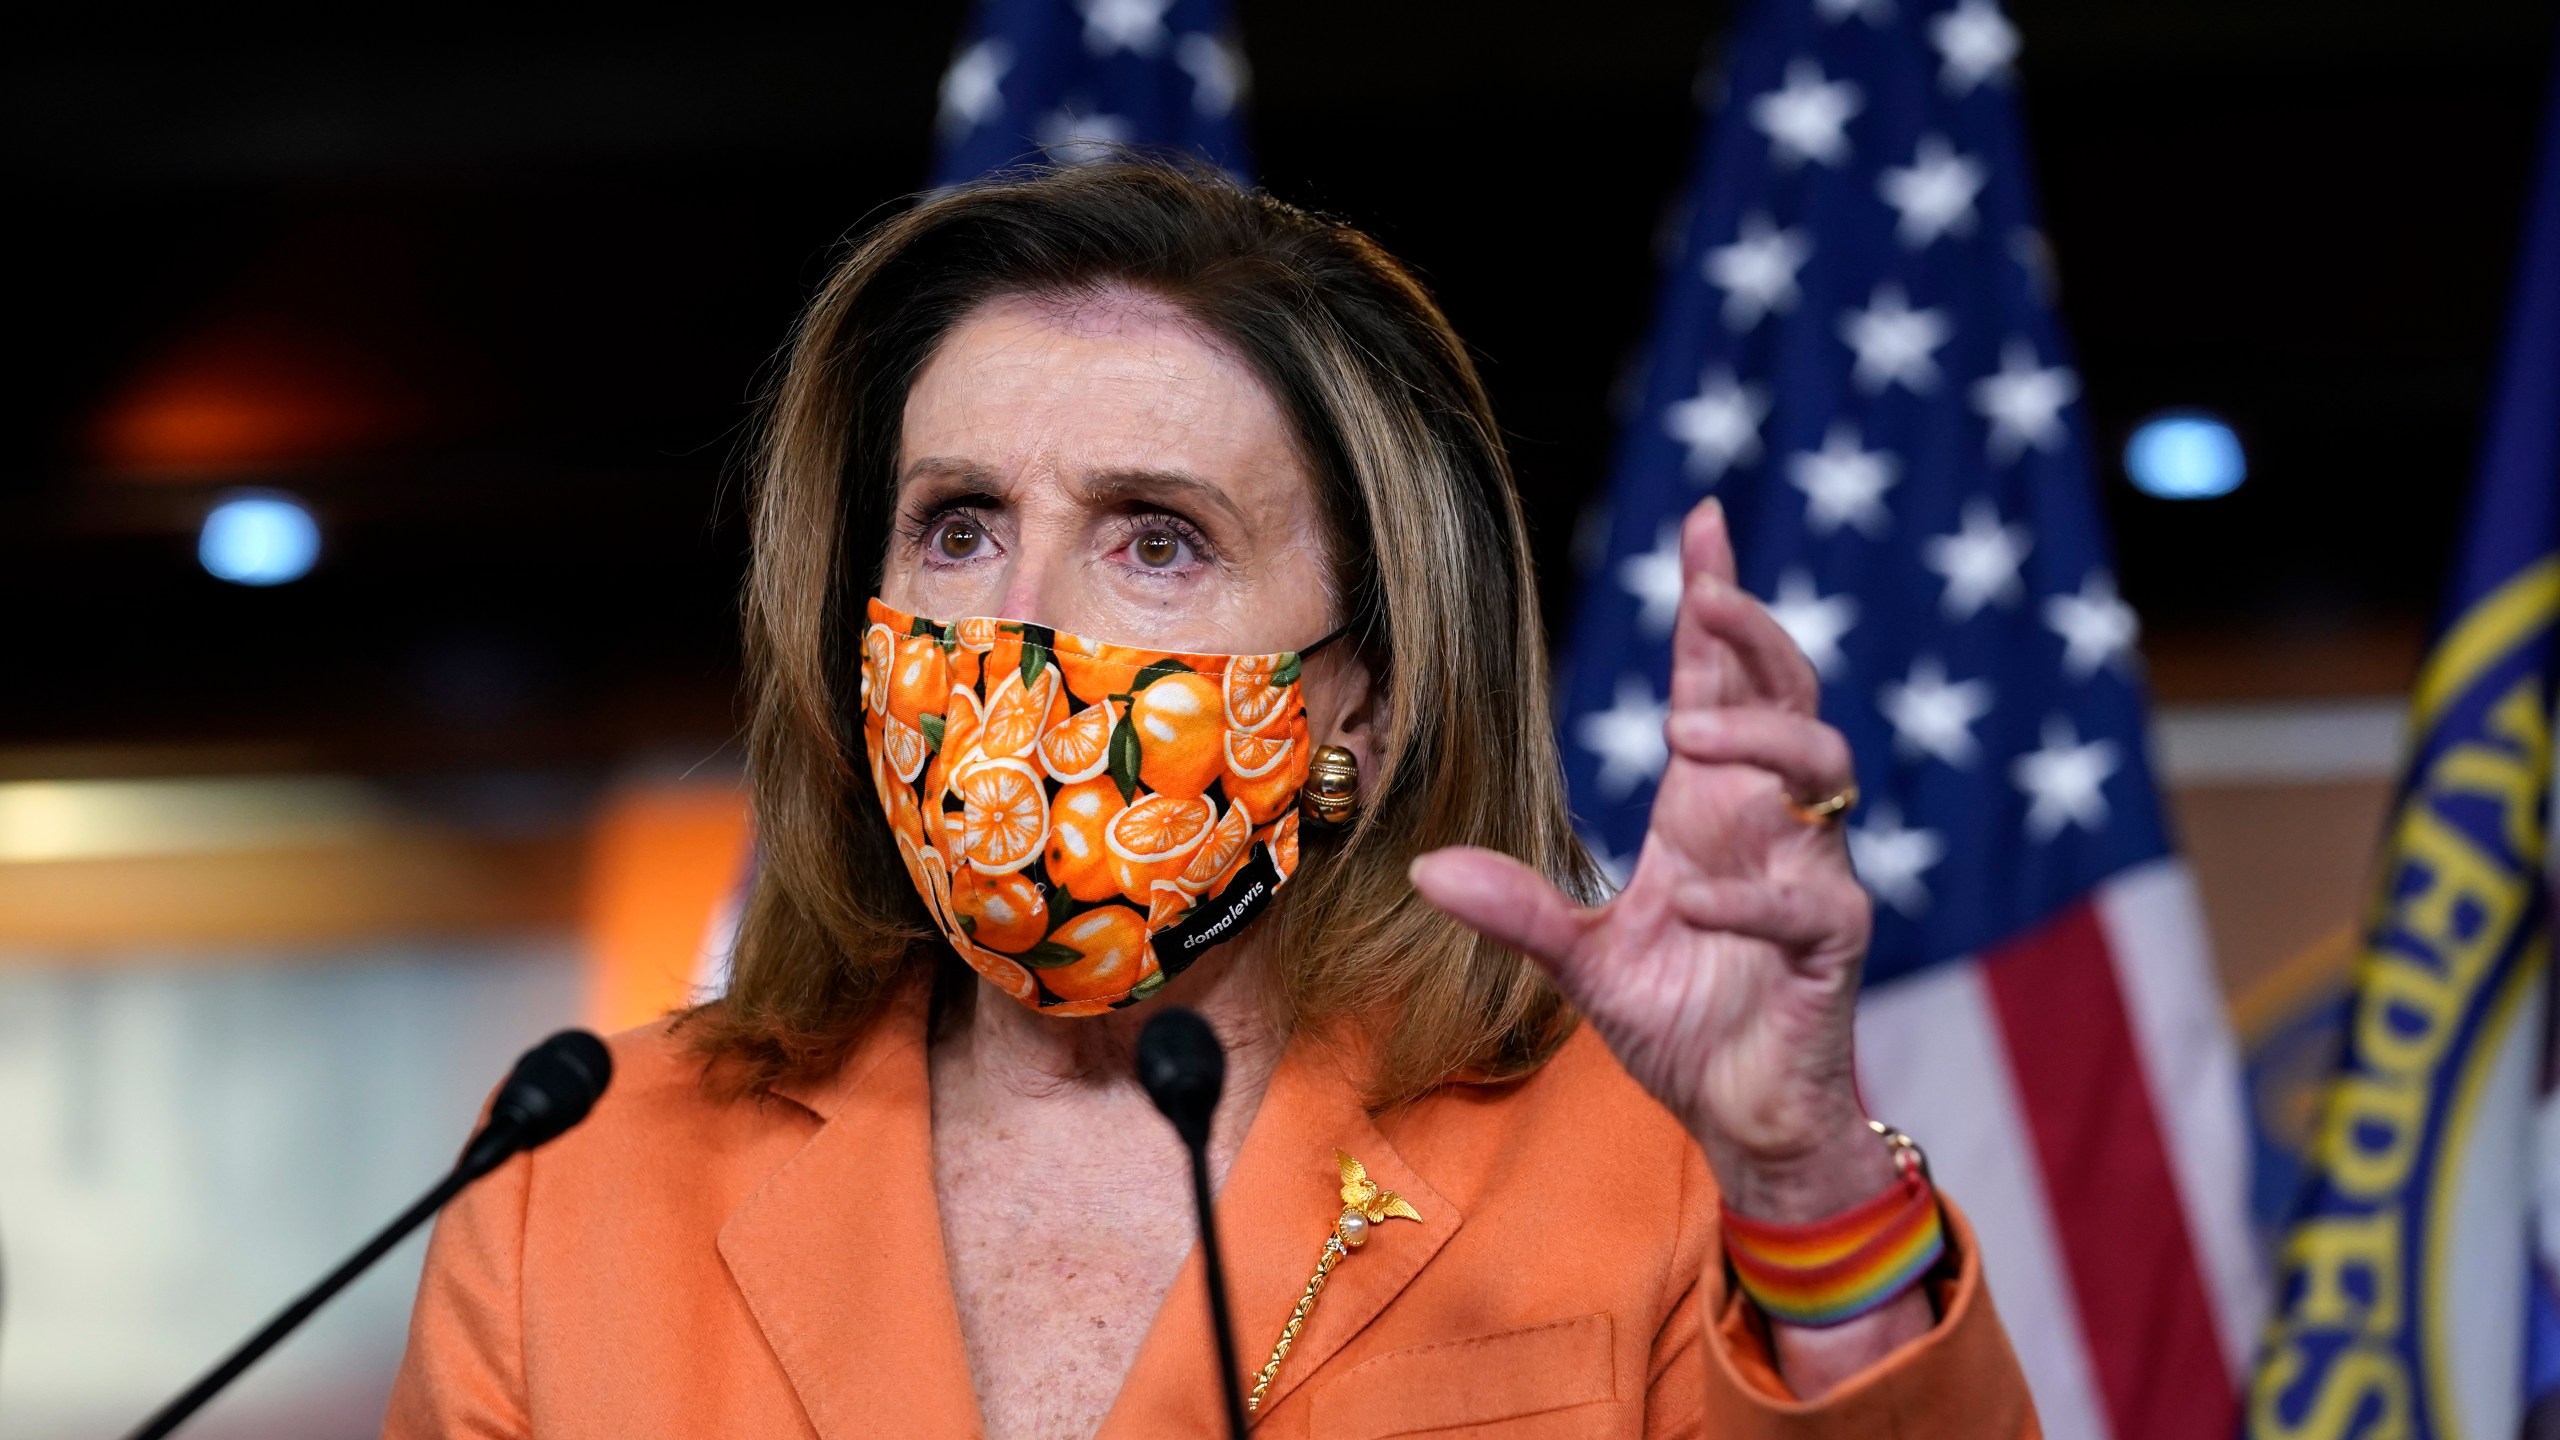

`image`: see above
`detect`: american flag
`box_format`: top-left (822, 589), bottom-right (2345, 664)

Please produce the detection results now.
top-left (931, 0), bottom-right (1250, 189)
top-left (1555, 1), bottom-right (2264, 1434)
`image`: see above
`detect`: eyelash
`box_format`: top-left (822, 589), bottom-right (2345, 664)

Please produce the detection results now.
top-left (898, 500), bottom-right (1214, 574)
top-left (1106, 511), bottom-right (1213, 574)
top-left (896, 499), bottom-right (991, 565)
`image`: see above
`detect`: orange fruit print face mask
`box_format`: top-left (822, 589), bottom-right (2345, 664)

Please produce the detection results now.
top-left (861, 597), bottom-right (1340, 1015)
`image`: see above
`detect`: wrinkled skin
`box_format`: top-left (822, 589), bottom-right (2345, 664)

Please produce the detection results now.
top-left (1408, 501), bottom-right (1932, 1390)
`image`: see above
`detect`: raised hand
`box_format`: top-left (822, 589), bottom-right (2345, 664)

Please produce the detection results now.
top-left (1410, 497), bottom-right (1892, 1222)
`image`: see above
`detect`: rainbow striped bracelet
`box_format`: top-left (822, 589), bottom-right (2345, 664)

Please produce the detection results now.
top-left (1720, 1167), bottom-right (1947, 1329)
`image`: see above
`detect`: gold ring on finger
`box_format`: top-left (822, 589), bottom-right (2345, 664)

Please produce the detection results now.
top-left (1785, 783), bottom-right (1858, 826)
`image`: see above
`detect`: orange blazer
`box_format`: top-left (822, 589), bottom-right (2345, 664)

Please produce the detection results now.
top-left (385, 983), bottom-right (2037, 1438)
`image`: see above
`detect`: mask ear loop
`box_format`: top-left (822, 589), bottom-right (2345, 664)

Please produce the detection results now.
top-left (1294, 623), bottom-right (1354, 662)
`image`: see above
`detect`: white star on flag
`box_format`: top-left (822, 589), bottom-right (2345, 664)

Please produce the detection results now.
top-left (1174, 33), bottom-right (1246, 117)
top-left (1749, 59), bottom-right (1864, 169)
top-left (1078, 0), bottom-right (1172, 55)
top-left (1704, 213), bottom-right (1812, 331)
top-left (1618, 525), bottom-right (1686, 637)
top-left (2011, 714), bottom-right (2121, 840)
top-left (1879, 656), bottom-right (1995, 767)
top-left (1663, 366), bottom-right (1769, 482)
top-left (1577, 674), bottom-right (1671, 799)
top-left (1971, 339), bottom-right (2079, 463)
top-left (2045, 571), bottom-right (2140, 678)
top-left (1766, 569), bottom-right (1858, 679)
top-left (1878, 135), bottom-right (1987, 249)
top-left (1788, 423), bottom-right (1899, 538)
top-left (1037, 108), bottom-right (1135, 165)
top-left (1931, 0), bottom-right (2021, 94)
top-left (1840, 283), bottom-right (1953, 394)
top-left (938, 40), bottom-right (1012, 138)
top-left (1848, 802), bottom-right (1946, 916)
top-left (1921, 497), bottom-right (2033, 619)
top-left (1815, 0), bottom-right (1895, 22)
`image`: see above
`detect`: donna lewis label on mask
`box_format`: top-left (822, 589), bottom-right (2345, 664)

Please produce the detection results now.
top-left (1152, 842), bottom-right (1285, 968)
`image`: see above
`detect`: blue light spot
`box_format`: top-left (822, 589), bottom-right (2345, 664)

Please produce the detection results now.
top-left (2124, 412), bottom-right (2246, 500)
top-left (198, 492), bottom-right (321, 586)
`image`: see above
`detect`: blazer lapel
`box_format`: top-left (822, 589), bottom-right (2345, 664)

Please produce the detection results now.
top-left (1099, 1037), bottom-right (1463, 1435)
top-left (718, 982), bottom-right (984, 1439)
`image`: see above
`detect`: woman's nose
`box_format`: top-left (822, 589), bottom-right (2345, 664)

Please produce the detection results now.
top-left (991, 546), bottom-right (1063, 628)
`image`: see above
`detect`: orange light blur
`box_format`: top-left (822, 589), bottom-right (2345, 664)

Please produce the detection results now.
top-left (583, 782), bottom-right (754, 1036)
top-left (88, 317), bottom-right (424, 478)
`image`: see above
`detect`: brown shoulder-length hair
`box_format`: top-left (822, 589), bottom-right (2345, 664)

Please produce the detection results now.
top-left (693, 159), bottom-right (1601, 1110)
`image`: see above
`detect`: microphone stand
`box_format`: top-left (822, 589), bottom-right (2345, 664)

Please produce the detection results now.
top-left (124, 1163), bottom-right (479, 1440)
top-left (121, 1030), bottom-right (609, 1440)
top-left (1183, 1130), bottom-right (1252, 1438)
top-left (1136, 1007), bottom-right (1250, 1439)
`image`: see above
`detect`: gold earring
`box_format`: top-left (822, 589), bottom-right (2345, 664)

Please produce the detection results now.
top-left (1305, 745), bottom-right (1360, 826)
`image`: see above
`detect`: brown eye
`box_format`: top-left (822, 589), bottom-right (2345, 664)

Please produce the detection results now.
top-left (1133, 531), bottom-right (1181, 568)
top-left (935, 519), bottom-right (981, 559)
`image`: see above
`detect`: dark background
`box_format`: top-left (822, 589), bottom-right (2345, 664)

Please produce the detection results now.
top-left (8, 1), bottom-right (2553, 772)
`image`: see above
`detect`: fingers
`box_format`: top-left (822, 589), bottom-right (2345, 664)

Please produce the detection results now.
top-left (1666, 709), bottom-right (1856, 809)
top-left (1408, 847), bottom-right (1590, 966)
top-left (1670, 875), bottom-right (1868, 956)
top-left (1682, 496), bottom-right (1740, 588)
top-left (1671, 502), bottom-right (1822, 716)
top-left (1673, 581), bottom-right (1823, 715)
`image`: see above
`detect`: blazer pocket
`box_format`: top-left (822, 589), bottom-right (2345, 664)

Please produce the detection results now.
top-left (1308, 1312), bottom-right (1617, 1439)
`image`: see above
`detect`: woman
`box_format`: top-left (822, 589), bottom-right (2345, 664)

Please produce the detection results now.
top-left (387, 162), bottom-right (2034, 1438)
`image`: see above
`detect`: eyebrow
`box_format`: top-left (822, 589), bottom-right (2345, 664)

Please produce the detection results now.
top-left (899, 457), bottom-right (1248, 529)
top-left (1073, 468), bottom-right (1248, 531)
top-left (897, 456), bottom-right (1006, 494)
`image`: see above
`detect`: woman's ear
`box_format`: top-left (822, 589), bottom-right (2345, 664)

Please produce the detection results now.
top-left (1306, 641), bottom-right (1387, 786)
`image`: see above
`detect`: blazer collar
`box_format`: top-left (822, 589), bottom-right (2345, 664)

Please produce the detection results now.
top-left (718, 984), bottom-right (1464, 1437)
top-left (1098, 1034), bottom-right (1461, 1435)
top-left (718, 979), bottom-right (982, 1438)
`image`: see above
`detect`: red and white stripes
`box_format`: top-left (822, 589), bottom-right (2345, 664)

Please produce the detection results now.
top-left (1857, 857), bottom-right (2263, 1440)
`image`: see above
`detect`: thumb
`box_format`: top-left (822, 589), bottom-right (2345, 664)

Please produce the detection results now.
top-left (1409, 846), bottom-right (1594, 979)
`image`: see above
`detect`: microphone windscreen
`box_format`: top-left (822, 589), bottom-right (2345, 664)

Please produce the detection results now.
top-left (491, 1029), bottom-right (614, 1149)
top-left (1136, 1007), bottom-right (1225, 1149)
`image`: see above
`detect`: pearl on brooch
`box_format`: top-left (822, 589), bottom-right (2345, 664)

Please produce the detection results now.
top-left (1338, 1209), bottom-right (1371, 1247)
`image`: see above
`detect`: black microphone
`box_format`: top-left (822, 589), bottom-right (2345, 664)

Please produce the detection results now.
top-left (124, 1029), bottom-right (614, 1440)
top-left (458, 1027), bottom-right (615, 1180)
top-left (1136, 1008), bottom-right (1249, 1440)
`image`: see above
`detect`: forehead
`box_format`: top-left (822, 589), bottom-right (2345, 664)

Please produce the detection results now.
top-left (898, 289), bottom-right (1310, 489)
